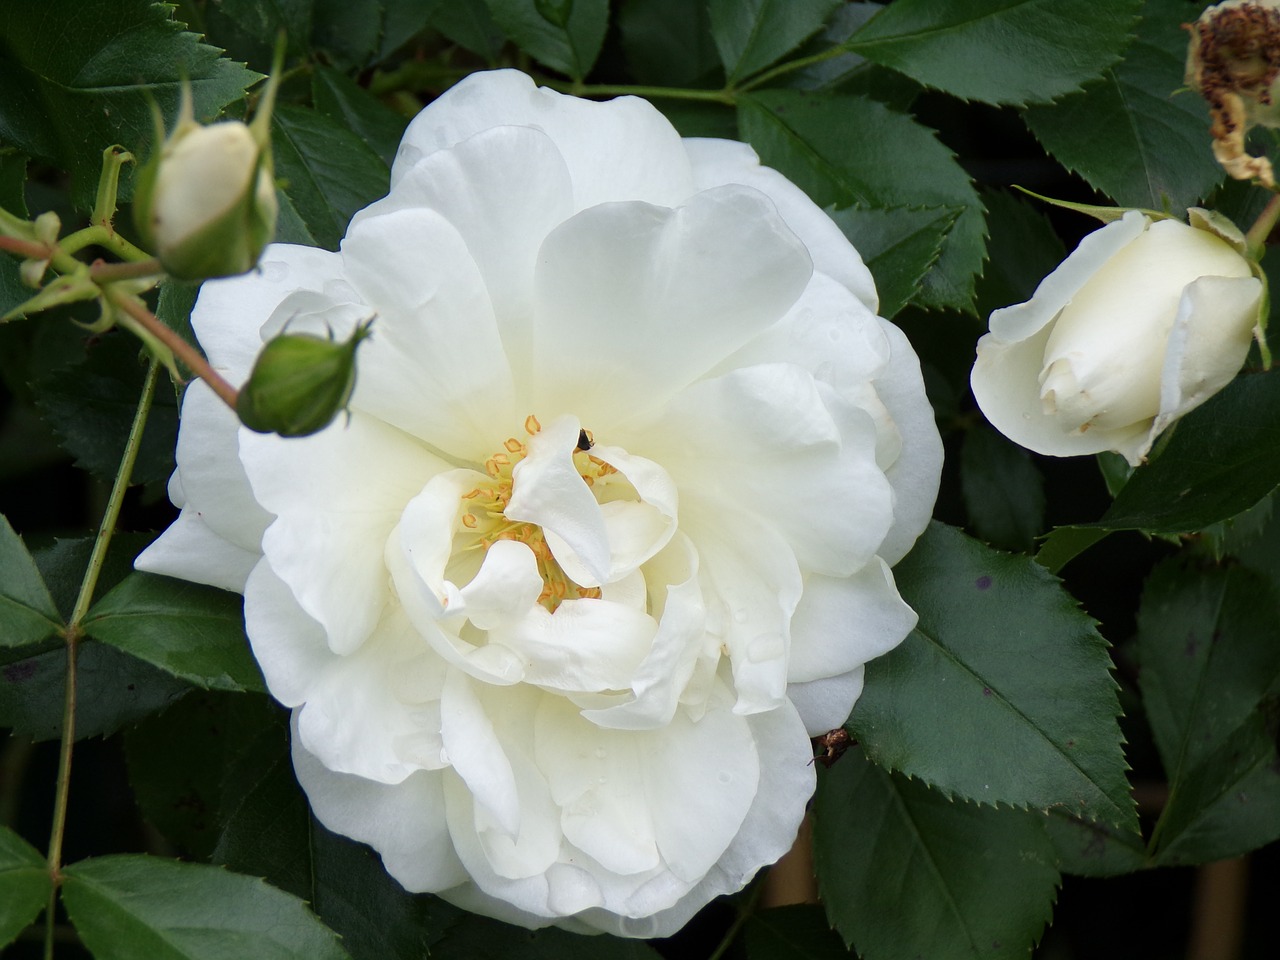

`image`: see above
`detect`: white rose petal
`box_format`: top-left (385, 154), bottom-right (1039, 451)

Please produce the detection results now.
top-left (136, 70), bottom-right (943, 937)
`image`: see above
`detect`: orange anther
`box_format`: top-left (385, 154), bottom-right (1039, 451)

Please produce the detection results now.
top-left (461, 514), bottom-right (478, 529)
top-left (525, 414), bottom-right (541, 435)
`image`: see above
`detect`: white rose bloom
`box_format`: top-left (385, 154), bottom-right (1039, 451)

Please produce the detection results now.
top-left (971, 210), bottom-right (1263, 466)
top-left (137, 70), bottom-right (942, 937)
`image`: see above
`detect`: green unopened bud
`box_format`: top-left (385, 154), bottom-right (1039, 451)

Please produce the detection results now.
top-left (133, 64), bottom-right (281, 281)
top-left (236, 320), bottom-right (373, 438)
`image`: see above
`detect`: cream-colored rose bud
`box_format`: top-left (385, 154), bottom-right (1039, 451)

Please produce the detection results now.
top-left (133, 80), bottom-right (278, 281)
top-left (971, 210), bottom-right (1265, 466)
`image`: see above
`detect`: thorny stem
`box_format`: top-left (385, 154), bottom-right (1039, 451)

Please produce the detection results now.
top-left (105, 287), bottom-right (240, 411)
top-left (44, 357), bottom-right (160, 960)
top-left (88, 258), bottom-right (164, 283)
top-left (0, 235), bottom-right (49, 259)
top-left (1, 225), bottom-right (149, 265)
top-left (59, 224), bottom-right (150, 263)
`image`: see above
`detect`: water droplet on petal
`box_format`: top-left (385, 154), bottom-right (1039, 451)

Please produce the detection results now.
top-left (398, 144), bottom-right (423, 168)
top-left (259, 260), bottom-right (288, 282)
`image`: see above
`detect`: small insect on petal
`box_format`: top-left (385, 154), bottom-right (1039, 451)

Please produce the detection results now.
top-left (810, 728), bottom-right (854, 768)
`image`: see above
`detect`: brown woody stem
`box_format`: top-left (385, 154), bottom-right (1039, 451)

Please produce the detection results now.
top-left (106, 288), bottom-right (239, 411)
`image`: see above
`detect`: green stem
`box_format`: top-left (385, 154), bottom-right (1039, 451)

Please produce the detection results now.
top-left (59, 224), bottom-right (150, 263)
top-left (68, 357), bottom-right (159, 627)
top-left (0, 235), bottom-right (49, 259)
top-left (88, 258), bottom-right (164, 283)
top-left (551, 80), bottom-right (735, 104)
top-left (106, 288), bottom-right (240, 411)
top-left (737, 44), bottom-right (851, 93)
top-left (43, 357), bottom-right (159, 960)
top-left (706, 877), bottom-right (767, 960)
top-left (1245, 192), bottom-right (1280, 259)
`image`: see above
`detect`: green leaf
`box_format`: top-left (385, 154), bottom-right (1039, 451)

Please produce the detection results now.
top-left (0, 640), bottom-right (190, 741)
top-left (744, 905), bottom-right (851, 960)
top-left (204, 0), bottom-right (317, 65)
top-left (307, 827), bottom-right (463, 960)
top-left (1193, 488), bottom-right (1275, 560)
top-left (0, 151), bottom-right (29, 217)
top-left (777, 2), bottom-right (919, 106)
top-left (1149, 712), bottom-right (1280, 866)
top-left (33, 332), bottom-right (179, 488)
top-left (311, 0), bottom-right (381, 68)
top-left (377, 0), bottom-right (447, 61)
top-left (274, 189), bottom-right (321, 247)
top-left (846, 0), bottom-right (1142, 106)
top-left (156, 278), bottom-right (202, 354)
top-left (272, 104), bottom-right (390, 251)
top-left (430, 1), bottom-right (507, 61)
top-left (433, 915), bottom-right (664, 960)
top-left (0, 255), bottom-right (27, 322)
top-left (824, 204), bottom-right (958, 319)
top-left (207, 711), bottom-right (468, 957)
top-left (972, 188), bottom-right (1066, 321)
top-left (1044, 810), bottom-right (1148, 877)
top-left (0, 825), bottom-right (50, 949)
top-left (1034, 526), bottom-right (1110, 575)
top-left (1137, 558), bottom-right (1280, 863)
top-left (83, 572), bottom-right (264, 693)
top-left (1229, 492), bottom-right (1280, 593)
top-left (32, 533), bottom-right (156, 623)
top-left (0, 514), bottom-right (62, 648)
top-left (3, 533), bottom-right (190, 740)
top-left (0, 0), bottom-right (259, 209)
top-left (213, 728), bottom-right (313, 898)
top-left (1096, 450), bottom-right (1135, 498)
top-left (482, 0), bottom-right (609, 80)
top-left (312, 67), bottom-right (409, 168)
top-left (850, 523), bottom-right (1135, 828)
top-left (1091, 371), bottom-right (1280, 534)
top-left (208, 709), bottom-right (464, 959)
top-left (653, 101), bottom-right (739, 140)
top-left (709, 0), bottom-right (841, 83)
top-left (125, 692), bottom-right (282, 859)
top-left (738, 90), bottom-right (985, 312)
top-left (1023, 0), bottom-right (1224, 209)
top-left (960, 423), bottom-right (1046, 552)
top-left (619, 0), bottom-right (720, 86)
top-left (813, 751), bottom-right (1059, 960)
top-left (61, 855), bottom-right (350, 960)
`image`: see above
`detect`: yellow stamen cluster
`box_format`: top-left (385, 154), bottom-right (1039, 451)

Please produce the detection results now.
top-left (458, 416), bottom-right (612, 611)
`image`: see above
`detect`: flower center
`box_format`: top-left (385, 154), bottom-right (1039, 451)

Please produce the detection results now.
top-left (459, 414), bottom-right (617, 612)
